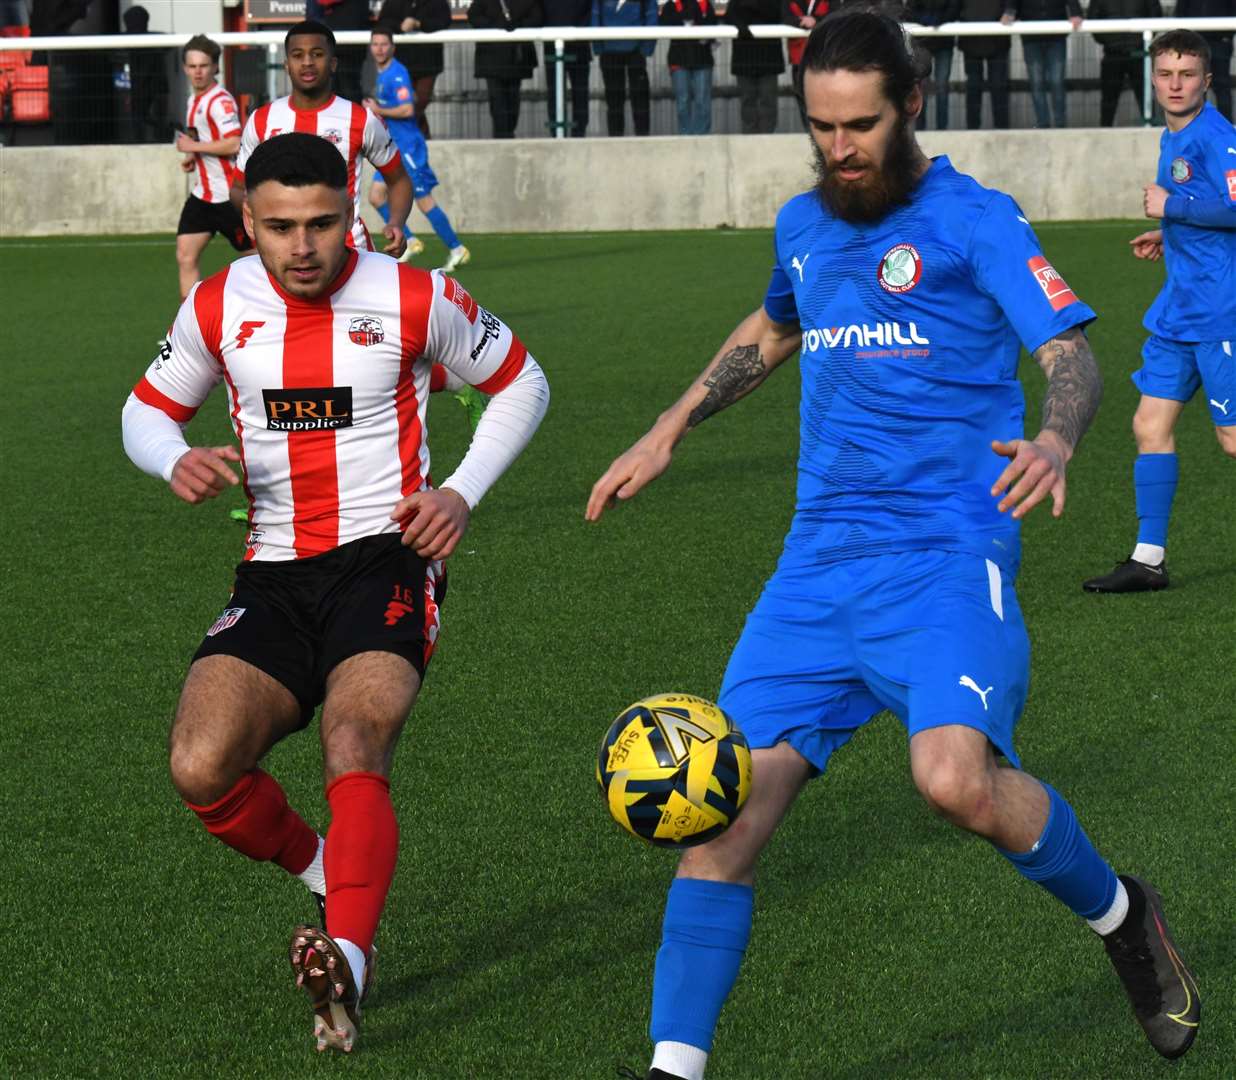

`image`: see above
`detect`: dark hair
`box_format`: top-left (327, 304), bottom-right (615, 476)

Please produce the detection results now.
top-left (370, 24), bottom-right (397, 42)
top-left (285, 19), bottom-right (336, 54)
top-left (182, 34), bottom-right (221, 64)
top-left (1150, 29), bottom-right (1211, 70)
top-left (798, 10), bottom-right (929, 110)
top-left (244, 133), bottom-right (348, 193)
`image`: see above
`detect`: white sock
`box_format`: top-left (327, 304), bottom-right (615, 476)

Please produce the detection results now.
top-left (1087, 878), bottom-right (1130, 936)
top-left (297, 835), bottom-right (326, 896)
top-left (451, 244), bottom-right (466, 255)
top-left (1131, 543), bottom-right (1165, 566)
top-left (335, 936), bottom-right (366, 989)
top-left (651, 1041), bottom-right (708, 1080)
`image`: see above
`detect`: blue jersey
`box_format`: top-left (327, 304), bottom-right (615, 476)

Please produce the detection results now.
top-left (763, 156), bottom-right (1095, 576)
top-left (1144, 103), bottom-right (1236, 342)
top-left (374, 59), bottom-right (424, 156)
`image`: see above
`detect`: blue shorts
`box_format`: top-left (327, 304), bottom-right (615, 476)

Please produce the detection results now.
top-left (372, 148), bottom-right (439, 199)
top-left (718, 551), bottom-right (1030, 775)
top-left (1134, 335), bottom-right (1236, 426)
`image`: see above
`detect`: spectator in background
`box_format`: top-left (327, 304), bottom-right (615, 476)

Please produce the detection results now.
top-left (1002, 0), bottom-right (1082, 128)
top-left (907, 0), bottom-right (959, 129)
top-left (0, 0), bottom-right (29, 28)
top-left (308, 0), bottom-right (369, 103)
top-left (1089, 0), bottom-right (1161, 126)
top-left (726, 0), bottom-right (784, 133)
top-left (543, 0), bottom-right (592, 137)
top-left (122, 4), bottom-right (169, 143)
top-left (592, 0), bottom-right (657, 136)
top-left (468, 0), bottom-right (542, 138)
top-left (376, 0), bottom-right (452, 138)
top-left (783, 0), bottom-right (829, 87)
top-left (959, 0), bottom-right (1010, 128)
top-left (1175, 0), bottom-right (1233, 121)
top-left (660, 0), bottom-right (718, 135)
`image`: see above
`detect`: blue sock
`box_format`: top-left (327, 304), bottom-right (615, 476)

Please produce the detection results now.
top-left (1000, 782), bottom-right (1117, 920)
top-left (650, 878), bottom-right (753, 1052)
top-left (374, 201), bottom-right (413, 239)
top-left (1133, 452), bottom-right (1178, 548)
top-left (424, 205), bottom-right (460, 250)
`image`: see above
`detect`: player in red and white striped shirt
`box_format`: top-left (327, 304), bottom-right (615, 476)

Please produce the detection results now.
top-left (175, 35), bottom-right (251, 300)
top-left (231, 20), bottom-right (414, 259)
top-left (122, 134), bottom-right (548, 1053)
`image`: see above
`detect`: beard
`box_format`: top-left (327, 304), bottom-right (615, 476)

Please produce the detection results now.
top-left (812, 117), bottom-right (922, 224)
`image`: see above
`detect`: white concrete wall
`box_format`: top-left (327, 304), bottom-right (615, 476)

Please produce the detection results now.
top-left (0, 128), bottom-right (1160, 238)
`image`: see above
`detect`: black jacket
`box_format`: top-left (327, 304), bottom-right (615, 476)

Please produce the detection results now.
top-left (468, 0), bottom-right (543, 79)
top-left (906, 0), bottom-right (961, 25)
top-left (377, 0), bottom-right (453, 77)
top-left (660, 0), bottom-right (719, 69)
top-left (1087, 0), bottom-right (1162, 52)
top-left (1175, 0), bottom-right (1235, 49)
top-left (958, 0), bottom-right (1011, 58)
top-left (727, 0), bottom-right (785, 77)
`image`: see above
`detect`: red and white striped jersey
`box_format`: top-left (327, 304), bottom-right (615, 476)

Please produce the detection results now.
top-left (131, 252), bottom-right (530, 563)
top-left (235, 95), bottom-right (401, 251)
top-left (186, 83), bottom-right (243, 204)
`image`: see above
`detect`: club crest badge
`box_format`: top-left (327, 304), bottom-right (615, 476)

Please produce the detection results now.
top-left (877, 243), bottom-right (922, 294)
top-left (323, 128), bottom-right (344, 146)
top-left (1171, 157), bottom-right (1192, 183)
top-left (348, 315), bottom-right (384, 347)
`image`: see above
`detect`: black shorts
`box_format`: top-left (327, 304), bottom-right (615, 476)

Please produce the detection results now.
top-left (192, 534), bottom-right (447, 722)
top-left (177, 194), bottom-right (252, 252)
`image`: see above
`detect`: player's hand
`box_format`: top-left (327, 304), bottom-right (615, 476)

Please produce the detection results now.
top-left (1000, 12), bottom-right (1016, 24)
top-left (800, 15), bottom-right (816, 28)
top-left (363, 97), bottom-right (379, 113)
top-left (180, 154), bottom-right (195, 173)
top-left (586, 428), bottom-right (676, 522)
top-left (175, 133), bottom-right (197, 153)
top-left (392, 488), bottom-right (470, 559)
top-left (1069, 15), bottom-right (1083, 29)
top-left (1130, 229), bottom-right (1163, 260)
top-left (170, 446), bottom-right (241, 505)
top-left (382, 224), bottom-right (408, 259)
top-left (1143, 183), bottom-right (1169, 219)
top-left (990, 434), bottom-right (1069, 520)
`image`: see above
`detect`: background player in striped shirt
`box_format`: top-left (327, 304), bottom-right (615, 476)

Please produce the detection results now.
top-left (175, 35), bottom-right (251, 301)
top-left (231, 20), bottom-right (415, 260)
top-left (1083, 29), bottom-right (1236, 593)
top-left (366, 25), bottom-right (471, 272)
top-left (590, 14), bottom-right (1199, 1079)
top-left (122, 133), bottom-right (549, 1053)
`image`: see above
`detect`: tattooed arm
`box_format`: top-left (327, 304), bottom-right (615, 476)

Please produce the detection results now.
top-left (989, 324), bottom-right (1103, 521)
top-left (585, 306), bottom-right (801, 521)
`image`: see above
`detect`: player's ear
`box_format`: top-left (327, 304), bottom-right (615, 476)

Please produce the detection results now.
top-left (905, 84), bottom-right (924, 123)
top-left (330, 54), bottom-right (338, 75)
top-left (242, 198), bottom-right (256, 243)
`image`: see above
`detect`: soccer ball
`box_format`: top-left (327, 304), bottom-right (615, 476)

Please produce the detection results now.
top-left (596, 693), bottom-right (752, 848)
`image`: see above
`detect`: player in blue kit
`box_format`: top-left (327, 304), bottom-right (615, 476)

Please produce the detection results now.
top-left (366, 25), bottom-right (471, 272)
top-left (1084, 29), bottom-right (1236, 594)
top-left (588, 13), bottom-right (1200, 1079)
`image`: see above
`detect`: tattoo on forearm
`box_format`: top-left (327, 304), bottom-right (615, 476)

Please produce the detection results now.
top-left (686, 345), bottom-right (766, 429)
top-left (1034, 326), bottom-right (1103, 451)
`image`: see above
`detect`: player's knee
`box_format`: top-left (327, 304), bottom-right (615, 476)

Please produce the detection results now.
top-left (321, 714), bottom-right (404, 781)
top-left (1131, 409), bottom-right (1173, 453)
top-left (675, 816), bottom-right (765, 885)
top-left (370, 186), bottom-right (387, 210)
top-left (914, 762), bottom-right (994, 829)
top-left (168, 729), bottom-right (236, 806)
top-left (1216, 427), bottom-right (1236, 458)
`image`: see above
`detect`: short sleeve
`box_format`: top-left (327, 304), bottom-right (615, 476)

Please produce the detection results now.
top-left (426, 272), bottom-right (529, 395)
top-left (131, 283), bottom-right (224, 422)
top-left (234, 113), bottom-right (260, 177)
top-left (763, 229), bottom-right (798, 325)
top-left (211, 93), bottom-right (242, 138)
top-left (363, 108), bottom-right (399, 172)
top-left (968, 193), bottom-right (1096, 355)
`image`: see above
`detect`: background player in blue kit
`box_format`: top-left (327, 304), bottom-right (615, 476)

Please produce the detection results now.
top-left (1083, 29), bottom-right (1236, 594)
top-left (366, 26), bottom-right (471, 272)
top-left (588, 14), bottom-right (1200, 1079)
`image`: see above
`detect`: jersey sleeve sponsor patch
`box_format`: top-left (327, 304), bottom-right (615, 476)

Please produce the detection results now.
top-left (396, 86), bottom-right (411, 102)
top-left (443, 275), bottom-right (478, 324)
top-left (1226, 170), bottom-right (1236, 201)
top-left (1027, 255), bottom-right (1078, 312)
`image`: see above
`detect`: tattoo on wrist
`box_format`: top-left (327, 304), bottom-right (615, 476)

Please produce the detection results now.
top-left (1034, 326), bottom-right (1102, 451)
top-left (686, 344), bottom-right (766, 429)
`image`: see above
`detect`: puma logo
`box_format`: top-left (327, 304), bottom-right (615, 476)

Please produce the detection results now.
top-left (958, 675), bottom-right (994, 711)
top-left (791, 253), bottom-right (810, 281)
top-left (1211, 398), bottom-right (1230, 415)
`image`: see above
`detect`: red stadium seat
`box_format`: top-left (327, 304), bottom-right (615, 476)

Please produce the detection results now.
top-left (10, 65), bottom-right (49, 124)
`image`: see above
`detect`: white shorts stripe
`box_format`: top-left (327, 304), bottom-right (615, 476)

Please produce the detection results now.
top-left (985, 558), bottom-right (1004, 622)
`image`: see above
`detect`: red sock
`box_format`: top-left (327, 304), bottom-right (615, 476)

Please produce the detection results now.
top-left (187, 769), bottom-right (318, 876)
top-left (323, 771), bottom-right (399, 954)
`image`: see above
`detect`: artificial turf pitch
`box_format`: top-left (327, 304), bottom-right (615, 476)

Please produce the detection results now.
top-left (0, 227), bottom-right (1231, 1079)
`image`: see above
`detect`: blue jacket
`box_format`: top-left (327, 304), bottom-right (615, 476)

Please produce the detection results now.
top-left (592, 0), bottom-right (659, 56)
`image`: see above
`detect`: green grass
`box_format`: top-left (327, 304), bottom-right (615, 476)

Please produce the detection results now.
top-left (0, 227), bottom-right (1232, 1079)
